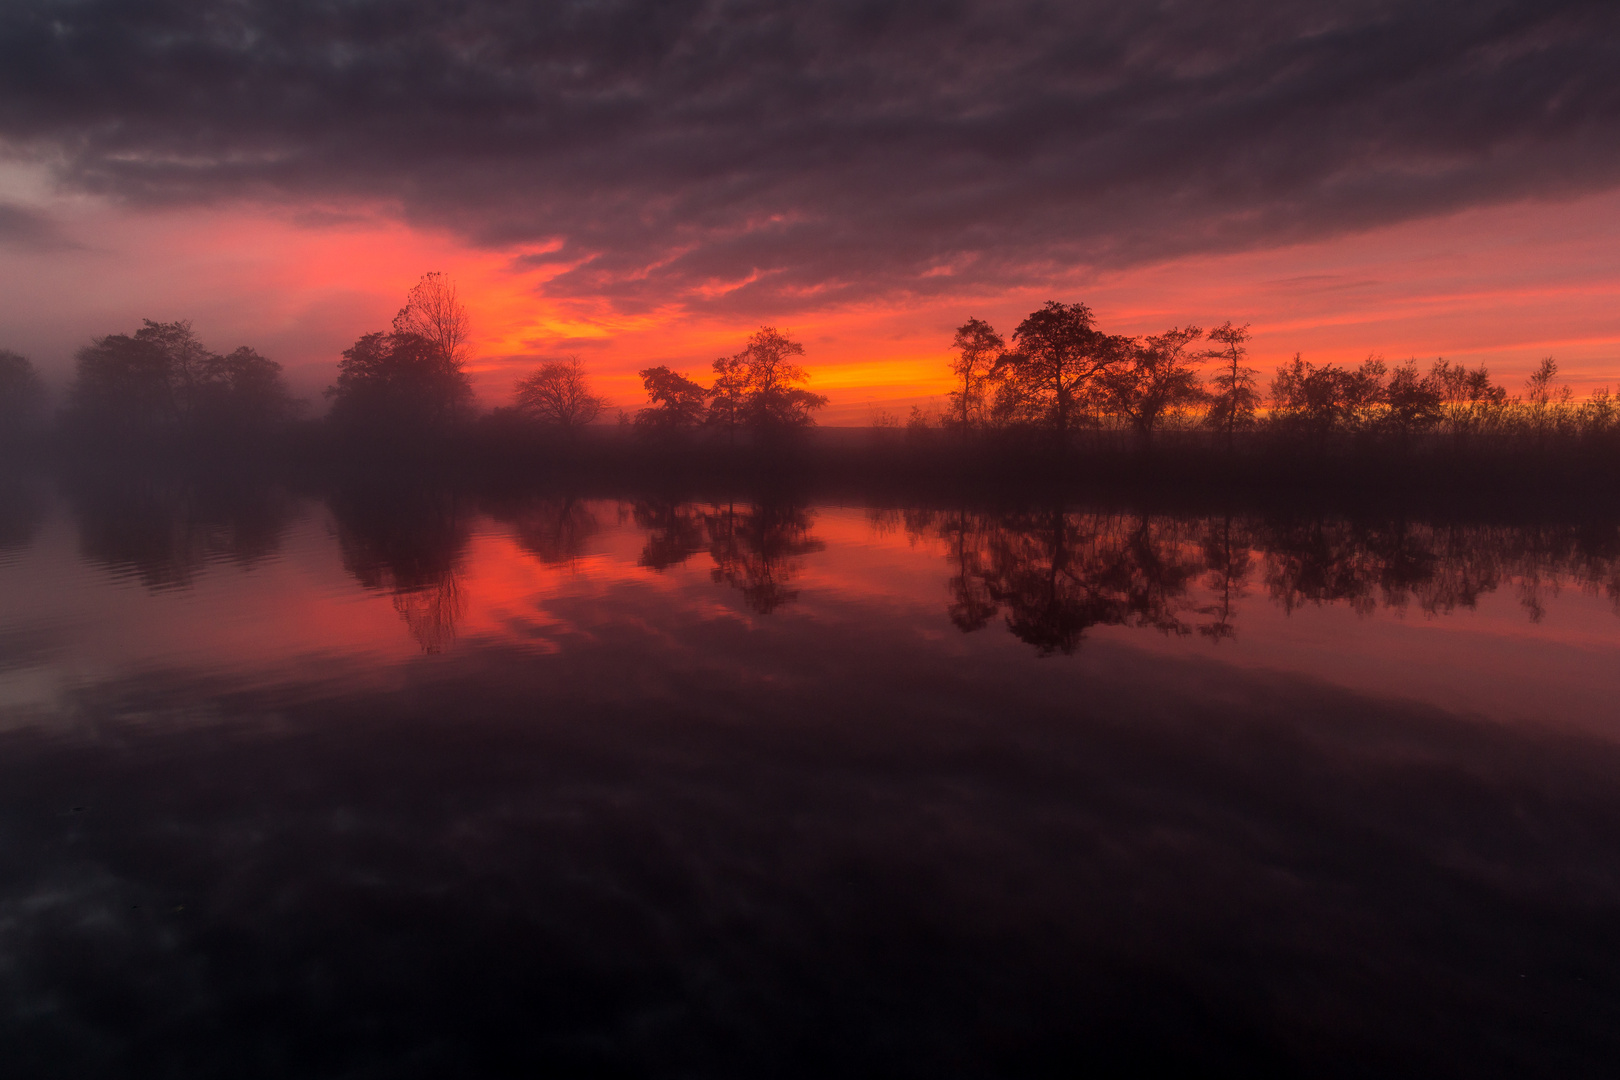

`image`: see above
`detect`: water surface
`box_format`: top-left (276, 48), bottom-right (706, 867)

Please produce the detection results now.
top-left (2, 476), bottom-right (1619, 1076)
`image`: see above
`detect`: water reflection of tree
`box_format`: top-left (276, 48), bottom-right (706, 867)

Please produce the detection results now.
top-left (1198, 514), bottom-right (1250, 642)
top-left (633, 499), bottom-right (707, 571)
top-left (492, 496), bottom-right (601, 568)
top-left (0, 473), bottom-right (48, 555)
top-left (331, 486), bottom-right (469, 653)
top-left (705, 502), bottom-right (824, 614)
top-left (907, 510), bottom-right (1204, 655)
top-left (628, 498), bottom-right (824, 614)
top-left (903, 508), bottom-right (1620, 655)
top-left (65, 472), bottom-right (293, 590)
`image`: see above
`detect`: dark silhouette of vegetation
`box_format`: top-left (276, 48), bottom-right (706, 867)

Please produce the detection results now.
top-left (893, 505), bottom-right (1620, 656)
top-left (1203, 322), bottom-right (1260, 449)
top-left (331, 483), bottom-right (470, 652)
top-left (990, 302), bottom-right (1125, 435)
top-left (634, 366), bottom-right (709, 435)
top-left (393, 271), bottom-right (471, 368)
top-left (62, 469), bottom-right (293, 590)
top-left (327, 275), bottom-right (475, 444)
top-left (64, 320), bottom-right (297, 441)
top-left (328, 330), bottom-right (474, 438)
top-left (515, 356), bottom-right (608, 431)
top-left (0, 350), bottom-right (46, 440)
top-left (1102, 326), bottom-right (1206, 447)
top-left (948, 318), bottom-right (1003, 430)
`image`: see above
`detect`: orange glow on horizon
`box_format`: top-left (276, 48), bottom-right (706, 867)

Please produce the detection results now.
top-left (4, 188), bottom-right (1618, 424)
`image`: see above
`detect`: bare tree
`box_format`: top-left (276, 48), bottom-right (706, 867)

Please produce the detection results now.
top-left (393, 272), bottom-right (471, 366)
top-left (515, 355), bottom-right (607, 429)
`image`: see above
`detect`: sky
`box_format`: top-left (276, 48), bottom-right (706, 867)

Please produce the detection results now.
top-left (2, 0), bottom-right (1618, 423)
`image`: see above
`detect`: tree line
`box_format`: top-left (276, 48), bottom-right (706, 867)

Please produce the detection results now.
top-left (931, 301), bottom-right (1616, 448)
top-left (3, 276), bottom-right (1615, 455)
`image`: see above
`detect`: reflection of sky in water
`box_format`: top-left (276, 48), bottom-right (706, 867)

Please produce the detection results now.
top-left (3, 479), bottom-right (1620, 1073)
top-left (2, 493), bottom-right (1618, 735)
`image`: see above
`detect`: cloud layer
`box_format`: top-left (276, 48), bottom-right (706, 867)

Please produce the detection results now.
top-left (3, 0), bottom-right (1618, 314)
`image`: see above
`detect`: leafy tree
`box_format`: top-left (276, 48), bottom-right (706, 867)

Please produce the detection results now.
top-left (1102, 326), bottom-right (1206, 446)
top-left (327, 331), bottom-right (475, 434)
top-left (0, 349), bottom-right (46, 437)
top-left (948, 317), bottom-right (1003, 430)
top-left (706, 353), bottom-right (749, 445)
top-left (991, 301), bottom-right (1123, 437)
top-left (1269, 355), bottom-right (1386, 439)
top-left (327, 275), bottom-right (476, 438)
top-left (635, 365), bottom-right (708, 432)
top-left (68, 320), bottom-right (295, 436)
top-left (514, 355), bottom-right (607, 430)
top-left (707, 327), bottom-right (827, 439)
top-left (1382, 359), bottom-right (1444, 436)
top-left (1203, 322), bottom-right (1260, 448)
top-left (737, 327), bottom-right (828, 432)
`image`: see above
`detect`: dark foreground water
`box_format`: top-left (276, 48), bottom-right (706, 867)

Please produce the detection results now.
top-left (2, 474), bottom-right (1620, 1077)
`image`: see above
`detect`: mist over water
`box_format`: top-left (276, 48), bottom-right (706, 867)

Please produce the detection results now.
top-left (3, 472), bottom-right (1620, 1076)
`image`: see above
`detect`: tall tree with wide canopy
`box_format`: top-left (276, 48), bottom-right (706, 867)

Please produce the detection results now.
top-left (993, 302), bottom-right (1123, 436)
top-left (708, 327), bottom-right (827, 438)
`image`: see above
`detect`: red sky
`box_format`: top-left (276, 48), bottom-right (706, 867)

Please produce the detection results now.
top-left (4, 178), bottom-right (1617, 425)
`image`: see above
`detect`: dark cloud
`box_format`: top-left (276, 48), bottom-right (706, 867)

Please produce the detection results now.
top-left (2, 0), bottom-right (1617, 311)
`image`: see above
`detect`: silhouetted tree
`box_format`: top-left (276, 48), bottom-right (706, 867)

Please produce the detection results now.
top-left (327, 330), bottom-right (474, 437)
top-left (1524, 357), bottom-right (1572, 439)
top-left (1382, 359), bottom-right (1444, 437)
top-left (515, 355), bottom-right (607, 430)
top-left (635, 365), bottom-right (708, 434)
top-left (67, 320), bottom-right (295, 439)
top-left (990, 302), bottom-right (1123, 439)
top-left (1102, 326), bottom-right (1206, 447)
top-left (1203, 322), bottom-right (1260, 450)
top-left (709, 327), bottom-right (827, 440)
top-left (393, 271), bottom-right (471, 368)
top-left (706, 353), bottom-right (749, 446)
top-left (1431, 359), bottom-right (1506, 433)
top-left (0, 349), bottom-right (46, 439)
top-left (949, 318), bottom-right (1003, 431)
top-left (1269, 354), bottom-right (1386, 441)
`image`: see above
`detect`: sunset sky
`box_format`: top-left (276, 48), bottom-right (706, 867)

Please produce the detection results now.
top-left (2, 0), bottom-right (1617, 423)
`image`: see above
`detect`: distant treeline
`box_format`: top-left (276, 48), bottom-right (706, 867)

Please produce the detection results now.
top-left (922, 302), bottom-right (1618, 448)
top-left (2, 277), bottom-right (1616, 468)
